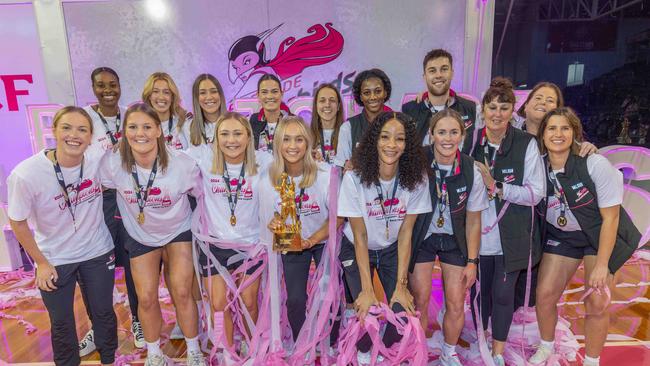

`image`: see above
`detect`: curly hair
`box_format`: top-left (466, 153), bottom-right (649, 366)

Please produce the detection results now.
top-left (352, 111), bottom-right (426, 191)
top-left (352, 68), bottom-right (392, 106)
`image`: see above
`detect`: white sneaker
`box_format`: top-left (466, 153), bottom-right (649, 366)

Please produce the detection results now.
top-left (186, 350), bottom-right (207, 366)
top-left (440, 352), bottom-right (462, 366)
top-left (131, 319), bottom-right (145, 349)
top-left (78, 330), bottom-right (96, 357)
top-left (528, 344), bottom-right (553, 364)
top-left (144, 353), bottom-right (169, 366)
top-left (169, 323), bottom-right (184, 340)
top-left (493, 354), bottom-right (505, 366)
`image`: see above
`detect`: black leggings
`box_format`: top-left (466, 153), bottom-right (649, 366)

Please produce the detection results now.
top-left (80, 190), bottom-right (139, 321)
top-left (282, 243), bottom-right (324, 340)
top-left (42, 251), bottom-right (118, 365)
top-left (470, 255), bottom-right (521, 342)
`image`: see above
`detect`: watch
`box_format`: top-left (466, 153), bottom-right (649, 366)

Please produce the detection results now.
top-left (467, 257), bottom-right (480, 265)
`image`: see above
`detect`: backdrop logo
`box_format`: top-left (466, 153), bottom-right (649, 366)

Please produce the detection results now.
top-left (227, 23), bottom-right (344, 100)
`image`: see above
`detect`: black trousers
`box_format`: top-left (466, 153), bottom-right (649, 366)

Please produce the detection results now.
top-left (80, 189), bottom-right (138, 321)
top-left (339, 237), bottom-right (405, 353)
top-left (41, 250), bottom-right (118, 365)
top-left (470, 255), bottom-right (521, 342)
top-left (281, 243), bottom-right (325, 340)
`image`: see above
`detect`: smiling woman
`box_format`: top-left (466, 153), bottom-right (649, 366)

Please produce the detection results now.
top-left (249, 73), bottom-right (292, 152)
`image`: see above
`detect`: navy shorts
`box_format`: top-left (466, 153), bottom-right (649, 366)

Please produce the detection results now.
top-left (124, 230), bottom-right (193, 259)
top-left (198, 243), bottom-right (263, 277)
top-left (415, 233), bottom-right (466, 267)
top-left (543, 225), bottom-right (597, 259)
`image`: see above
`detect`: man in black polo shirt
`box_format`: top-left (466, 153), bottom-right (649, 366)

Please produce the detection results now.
top-left (402, 49), bottom-right (480, 154)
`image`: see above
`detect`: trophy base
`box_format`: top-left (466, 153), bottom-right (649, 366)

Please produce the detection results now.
top-left (273, 232), bottom-right (303, 252)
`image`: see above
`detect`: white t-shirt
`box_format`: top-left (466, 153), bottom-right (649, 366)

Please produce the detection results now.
top-left (7, 148), bottom-right (113, 266)
top-left (257, 121), bottom-right (279, 152)
top-left (334, 121), bottom-right (352, 167)
top-left (316, 128), bottom-right (336, 164)
top-left (426, 163), bottom-right (489, 237)
top-left (546, 154), bottom-right (623, 231)
top-left (258, 162), bottom-right (333, 244)
top-left (480, 139), bottom-right (546, 255)
top-left (186, 144), bottom-right (272, 243)
top-left (338, 171), bottom-right (432, 250)
top-left (101, 148), bottom-right (199, 247)
top-left (84, 105), bottom-right (127, 153)
top-left (181, 118), bottom-right (218, 146)
top-left (162, 115), bottom-right (189, 150)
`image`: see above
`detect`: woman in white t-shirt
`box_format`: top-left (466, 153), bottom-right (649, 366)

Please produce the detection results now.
top-left (260, 116), bottom-right (333, 347)
top-left (309, 83), bottom-right (344, 165)
top-left (187, 111), bottom-right (271, 362)
top-left (185, 73), bottom-right (227, 147)
top-left (409, 109), bottom-right (489, 365)
top-left (142, 72), bottom-right (190, 150)
top-left (8, 106), bottom-right (117, 366)
top-left (100, 103), bottom-right (205, 366)
top-left (79, 66), bottom-right (144, 353)
top-left (529, 108), bottom-right (639, 366)
top-left (337, 111), bottom-right (431, 364)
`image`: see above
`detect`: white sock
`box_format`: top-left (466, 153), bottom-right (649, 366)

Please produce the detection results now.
top-left (584, 355), bottom-right (600, 365)
top-left (443, 342), bottom-right (457, 356)
top-left (185, 335), bottom-right (200, 353)
top-left (146, 339), bottom-right (162, 356)
top-left (540, 339), bottom-right (554, 350)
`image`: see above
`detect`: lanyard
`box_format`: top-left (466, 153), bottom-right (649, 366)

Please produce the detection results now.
top-left (547, 163), bottom-right (568, 227)
top-left (374, 176), bottom-right (399, 240)
top-left (424, 97), bottom-right (450, 115)
top-left (431, 150), bottom-right (460, 227)
top-left (131, 158), bottom-right (158, 225)
top-left (165, 117), bottom-right (174, 145)
top-left (48, 150), bottom-right (84, 232)
top-left (320, 129), bottom-right (334, 163)
top-left (480, 128), bottom-right (501, 174)
top-left (259, 111), bottom-right (283, 151)
top-left (96, 107), bottom-right (121, 145)
top-left (223, 162), bottom-right (246, 226)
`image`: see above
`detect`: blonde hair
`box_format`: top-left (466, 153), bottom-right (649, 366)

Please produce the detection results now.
top-left (269, 116), bottom-right (319, 188)
top-left (190, 73), bottom-right (227, 146)
top-left (210, 112), bottom-right (258, 176)
top-left (120, 103), bottom-right (169, 172)
top-left (52, 106), bottom-right (93, 133)
top-left (141, 72), bottom-right (188, 130)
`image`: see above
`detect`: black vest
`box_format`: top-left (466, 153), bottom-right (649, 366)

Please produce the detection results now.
top-left (470, 125), bottom-right (542, 273)
top-left (250, 111), bottom-right (293, 150)
top-left (545, 154), bottom-right (640, 273)
top-left (348, 112), bottom-right (371, 151)
top-left (409, 150), bottom-right (475, 272)
top-left (401, 95), bottom-right (477, 154)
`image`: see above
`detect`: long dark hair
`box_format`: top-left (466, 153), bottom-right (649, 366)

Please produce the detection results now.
top-left (310, 83), bottom-right (344, 151)
top-left (352, 111), bottom-right (426, 191)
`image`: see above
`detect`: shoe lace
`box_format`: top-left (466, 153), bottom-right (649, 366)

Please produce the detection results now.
top-left (79, 332), bottom-right (93, 348)
top-left (132, 321), bottom-right (144, 340)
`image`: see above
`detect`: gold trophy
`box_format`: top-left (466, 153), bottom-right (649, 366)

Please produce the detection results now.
top-left (272, 173), bottom-right (303, 252)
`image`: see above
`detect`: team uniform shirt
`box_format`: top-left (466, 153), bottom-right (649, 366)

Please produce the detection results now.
top-left (334, 121), bottom-right (353, 167)
top-left (7, 148), bottom-right (113, 266)
top-left (258, 162), bottom-right (332, 244)
top-left (425, 163), bottom-right (489, 237)
top-left (479, 139), bottom-right (546, 255)
top-left (100, 148), bottom-right (199, 247)
top-left (162, 115), bottom-right (189, 150)
top-left (316, 128), bottom-right (336, 164)
top-left (181, 118), bottom-right (217, 146)
top-left (84, 105), bottom-right (127, 152)
top-left (186, 144), bottom-right (272, 243)
top-left (338, 171), bottom-right (432, 250)
top-left (546, 154), bottom-right (623, 231)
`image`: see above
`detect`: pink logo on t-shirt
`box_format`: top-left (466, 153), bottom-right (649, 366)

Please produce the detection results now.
top-left (383, 198), bottom-right (399, 206)
top-left (230, 178), bottom-right (247, 186)
top-left (149, 187), bottom-right (162, 196)
top-left (295, 193), bottom-right (310, 203)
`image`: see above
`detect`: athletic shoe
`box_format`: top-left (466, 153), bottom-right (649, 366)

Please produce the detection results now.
top-left (169, 323), bottom-right (184, 340)
top-left (78, 330), bottom-right (96, 357)
top-left (357, 351), bottom-right (385, 365)
top-left (528, 344), bottom-right (553, 364)
top-left (186, 350), bottom-right (207, 366)
top-left (144, 353), bottom-right (169, 366)
top-left (493, 354), bottom-right (505, 366)
top-left (131, 320), bottom-right (145, 349)
top-left (440, 352), bottom-right (463, 366)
